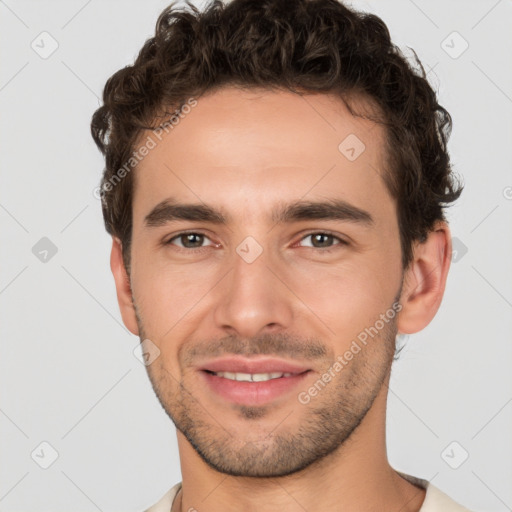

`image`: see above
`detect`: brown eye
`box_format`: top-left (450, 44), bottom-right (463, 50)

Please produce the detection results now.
top-left (311, 233), bottom-right (334, 248)
top-left (299, 232), bottom-right (347, 250)
top-left (167, 232), bottom-right (213, 249)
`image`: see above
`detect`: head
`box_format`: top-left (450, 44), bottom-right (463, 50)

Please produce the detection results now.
top-left (91, 0), bottom-right (462, 478)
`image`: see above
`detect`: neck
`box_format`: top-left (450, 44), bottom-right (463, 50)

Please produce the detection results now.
top-left (173, 379), bottom-right (426, 512)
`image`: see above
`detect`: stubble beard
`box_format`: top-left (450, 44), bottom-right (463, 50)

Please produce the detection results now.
top-left (135, 300), bottom-right (398, 478)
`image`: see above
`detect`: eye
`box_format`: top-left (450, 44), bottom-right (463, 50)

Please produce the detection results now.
top-left (298, 232), bottom-right (348, 250)
top-left (165, 232), bottom-right (215, 250)
top-left (163, 231), bottom-right (347, 252)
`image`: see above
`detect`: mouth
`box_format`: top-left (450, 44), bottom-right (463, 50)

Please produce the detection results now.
top-left (204, 370), bottom-right (299, 382)
top-left (198, 357), bottom-right (312, 406)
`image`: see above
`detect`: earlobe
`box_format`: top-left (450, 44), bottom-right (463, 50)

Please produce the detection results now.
top-left (110, 237), bottom-right (139, 336)
top-left (397, 222), bottom-right (452, 335)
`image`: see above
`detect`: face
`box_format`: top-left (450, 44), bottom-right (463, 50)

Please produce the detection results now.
top-left (125, 87), bottom-right (405, 477)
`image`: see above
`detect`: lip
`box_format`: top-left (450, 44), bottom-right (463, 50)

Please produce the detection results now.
top-left (198, 356), bottom-right (310, 374)
top-left (197, 356), bottom-right (311, 406)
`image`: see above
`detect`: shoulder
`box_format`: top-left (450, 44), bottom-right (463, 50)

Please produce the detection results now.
top-left (143, 482), bottom-right (182, 512)
top-left (421, 483), bottom-right (475, 512)
top-left (144, 477), bottom-right (478, 512)
top-left (397, 471), bottom-right (475, 512)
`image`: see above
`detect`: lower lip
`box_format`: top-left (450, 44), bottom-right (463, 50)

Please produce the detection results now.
top-left (200, 370), bottom-right (310, 406)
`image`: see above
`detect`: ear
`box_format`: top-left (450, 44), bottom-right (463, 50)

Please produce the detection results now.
top-left (397, 221), bottom-right (452, 335)
top-left (110, 237), bottom-right (139, 336)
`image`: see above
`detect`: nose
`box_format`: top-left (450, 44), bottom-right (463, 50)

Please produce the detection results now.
top-left (212, 244), bottom-right (294, 339)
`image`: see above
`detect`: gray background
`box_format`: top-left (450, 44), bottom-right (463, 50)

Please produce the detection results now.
top-left (1, 0), bottom-right (511, 510)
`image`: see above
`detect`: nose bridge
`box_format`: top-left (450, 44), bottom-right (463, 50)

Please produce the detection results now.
top-left (212, 237), bottom-right (293, 337)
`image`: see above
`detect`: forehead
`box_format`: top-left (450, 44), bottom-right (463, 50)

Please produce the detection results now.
top-left (132, 86), bottom-right (392, 226)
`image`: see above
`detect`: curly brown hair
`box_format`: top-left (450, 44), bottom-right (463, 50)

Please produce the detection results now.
top-left (91, 0), bottom-right (463, 274)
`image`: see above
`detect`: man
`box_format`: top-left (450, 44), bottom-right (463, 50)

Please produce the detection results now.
top-left (91, 0), bottom-right (472, 510)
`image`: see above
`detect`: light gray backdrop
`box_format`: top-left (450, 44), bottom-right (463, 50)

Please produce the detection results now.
top-left (1, 0), bottom-right (511, 510)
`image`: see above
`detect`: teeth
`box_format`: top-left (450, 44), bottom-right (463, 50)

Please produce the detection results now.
top-left (213, 371), bottom-right (294, 382)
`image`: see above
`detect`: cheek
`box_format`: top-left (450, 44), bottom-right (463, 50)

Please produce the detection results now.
top-left (130, 257), bottom-right (216, 335)
top-left (283, 253), bottom-right (399, 342)
top-left (130, 233), bottom-right (401, 351)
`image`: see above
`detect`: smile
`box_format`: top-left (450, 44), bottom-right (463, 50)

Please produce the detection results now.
top-left (207, 371), bottom-right (295, 382)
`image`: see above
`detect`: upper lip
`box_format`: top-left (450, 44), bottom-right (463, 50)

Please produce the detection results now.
top-left (198, 356), bottom-right (311, 375)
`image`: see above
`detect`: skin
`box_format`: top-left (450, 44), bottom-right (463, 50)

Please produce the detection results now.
top-left (110, 86), bottom-right (452, 512)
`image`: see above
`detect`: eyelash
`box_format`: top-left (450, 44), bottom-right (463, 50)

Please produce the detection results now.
top-left (163, 231), bottom-right (348, 253)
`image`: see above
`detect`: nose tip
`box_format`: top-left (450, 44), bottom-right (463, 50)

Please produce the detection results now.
top-left (217, 292), bottom-right (287, 339)
top-left (212, 252), bottom-right (293, 339)
top-left (221, 318), bottom-right (282, 339)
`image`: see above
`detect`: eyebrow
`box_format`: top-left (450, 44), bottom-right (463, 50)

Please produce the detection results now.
top-left (144, 198), bottom-right (374, 228)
